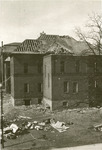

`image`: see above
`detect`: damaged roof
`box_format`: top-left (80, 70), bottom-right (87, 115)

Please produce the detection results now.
top-left (14, 33), bottom-right (75, 54)
top-left (13, 32), bottom-right (90, 55)
top-left (14, 39), bottom-right (42, 53)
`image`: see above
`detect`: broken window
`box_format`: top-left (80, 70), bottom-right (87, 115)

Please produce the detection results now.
top-left (24, 83), bottom-right (29, 93)
top-left (73, 82), bottom-right (78, 93)
top-left (64, 81), bottom-right (69, 93)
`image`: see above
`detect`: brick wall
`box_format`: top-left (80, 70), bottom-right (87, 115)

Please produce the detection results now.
top-left (43, 55), bottom-right (102, 110)
top-left (11, 54), bottom-right (43, 105)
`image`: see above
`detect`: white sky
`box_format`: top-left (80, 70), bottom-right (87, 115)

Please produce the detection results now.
top-left (0, 0), bottom-right (102, 44)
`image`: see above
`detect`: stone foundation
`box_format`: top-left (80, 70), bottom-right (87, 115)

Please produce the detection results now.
top-left (42, 97), bottom-right (52, 110)
top-left (11, 97), bottom-right (42, 106)
top-left (43, 97), bottom-right (89, 110)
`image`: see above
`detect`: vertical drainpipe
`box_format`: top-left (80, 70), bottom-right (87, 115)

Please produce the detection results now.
top-left (1, 41), bottom-right (4, 87)
top-left (51, 55), bottom-right (53, 111)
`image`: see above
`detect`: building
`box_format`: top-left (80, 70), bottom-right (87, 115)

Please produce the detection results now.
top-left (9, 33), bottom-right (78, 106)
top-left (8, 33), bottom-right (96, 107)
top-left (10, 39), bottom-right (44, 106)
top-left (0, 42), bottom-right (21, 91)
top-left (43, 54), bottom-right (102, 110)
top-left (10, 53), bottom-right (44, 106)
top-left (4, 57), bottom-right (11, 93)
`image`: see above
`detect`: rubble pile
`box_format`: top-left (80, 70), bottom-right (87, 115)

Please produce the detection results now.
top-left (94, 124), bottom-right (102, 132)
top-left (2, 116), bottom-right (70, 140)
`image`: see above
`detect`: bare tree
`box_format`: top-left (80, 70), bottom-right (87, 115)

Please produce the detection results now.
top-left (75, 13), bottom-right (102, 107)
top-left (75, 13), bottom-right (102, 55)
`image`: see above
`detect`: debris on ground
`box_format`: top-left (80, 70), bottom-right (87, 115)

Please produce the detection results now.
top-left (51, 121), bottom-right (69, 132)
top-left (3, 117), bottom-right (71, 141)
top-left (66, 122), bottom-right (74, 125)
top-left (10, 123), bottom-right (19, 133)
top-left (94, 124), bottom-right (102, 132)
top-left (18, 116), bottom-right (31, 119)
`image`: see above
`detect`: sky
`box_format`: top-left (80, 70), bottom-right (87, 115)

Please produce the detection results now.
top-left (0, 0), bottom-right (102, 44)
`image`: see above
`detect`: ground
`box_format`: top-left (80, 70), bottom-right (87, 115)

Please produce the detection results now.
top-left (0, 94), bottom-right (102, 150)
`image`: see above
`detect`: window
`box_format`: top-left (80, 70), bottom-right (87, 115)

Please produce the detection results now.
top-left (45, 65), bottom-right (46, 77)
top-left (63, 101), bottom-right (68, 106)
top-left (24, 99), bottom-right (31, 106)
top-left (95, 80), bottom-right (97, 88)
top-left (38, 83), bottom-right (43, 93)
top-left (48, 73), bottom-right (50, 88)
top-left (24, 63), bottom-right (28, 73)
top-left (64, 81), bottom-right (69, 93)
top-left (94, 62), bottom-right (97, 72)
top-left (86, 63), bottom-right (88, 73)
top-left (73, 82), bottom-right (78, 93)
top-left (38, 63), bottom-right (42, 74)
top-left (75, 60), bottom-right (80, 73)
top-left (24, 83), bottom-right (29, 93)
top-left (60, 61), bottom-right (64, 73)
top-left (38, 98), bottom-right (42, 104)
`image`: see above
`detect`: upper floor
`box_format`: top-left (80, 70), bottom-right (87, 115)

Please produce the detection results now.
top-left (44, 54), bottom-right (102, 76)
top-left (10, 54), bottom-right (44, 76)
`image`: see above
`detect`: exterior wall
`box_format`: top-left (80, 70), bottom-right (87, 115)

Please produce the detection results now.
top-left (51, 55), bottom-right (89, 109)
top-left (52, 76), bottom-right (88, 109)
top-left (10, 57), bottom-right (14, 98)
top-left (43, 55), bottom-right (102, 110)
top-left (5, 61), bottom-right (11, 93)
top-left (13, 76), bottom-right (43, 105)
top-left (43, 55), bottom-right (52, 109)
top-left (11, 54), bottom-right (43, 106)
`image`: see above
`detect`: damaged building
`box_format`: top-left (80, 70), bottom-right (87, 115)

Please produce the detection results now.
top-left (2, 32), bottom-right (102, 109)
top-left (43, 54), bottom-right (102, 110)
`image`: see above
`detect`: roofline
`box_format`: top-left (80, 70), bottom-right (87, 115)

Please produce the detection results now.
top-left (3, 42), bottom-right (21, 46)
top-left (10, 52), bottom-right (45, 55)
top-left (43, 54), bottom-right (102, 58)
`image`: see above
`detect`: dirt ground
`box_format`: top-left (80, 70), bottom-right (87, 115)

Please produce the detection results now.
top-left (0, 94), bottom-right (102, 150)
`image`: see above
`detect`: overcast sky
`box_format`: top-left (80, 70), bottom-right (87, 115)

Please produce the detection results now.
top-left (0, 0), bottom-right (101, 44)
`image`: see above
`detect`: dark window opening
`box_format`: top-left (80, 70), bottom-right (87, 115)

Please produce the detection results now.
top-left (60, 61), bottom-right (64, 73)
top-left (7, 66), bottom-right (10, 76)
top-left (38, 63), bottom-right (42, 74)
top-left (63, 101), bottom-right (68, 106)
top-left (24, 99), bottom-right (30, 106)
top-left (75, 60), bottom-right (80, 73)
top-left (38, 83), bottom-right (42, 93)
top-left (64, 81), bottom-right (69, 93)
top-left (48, 73), bottom-right (50, 88)
top-left (24, 63), bottom-right (28, 73)
top-left (73, 82), bottom-right (78, 93)
top-left (45, 65), bottom-right (46, 77)
top-left (94, 62), bottom-right (97, 73)
top-left (24, 83), bottom-right (29, 93)
top-left (38, 98), bottom-right (42, 104)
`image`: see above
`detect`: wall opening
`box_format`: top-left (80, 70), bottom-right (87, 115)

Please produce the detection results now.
top-left (38, 98), bottom-right (42, 104)
top-left (63, 101), bottom-right (68, 107)
top-left (24, 99), bottom-right (31, 106)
